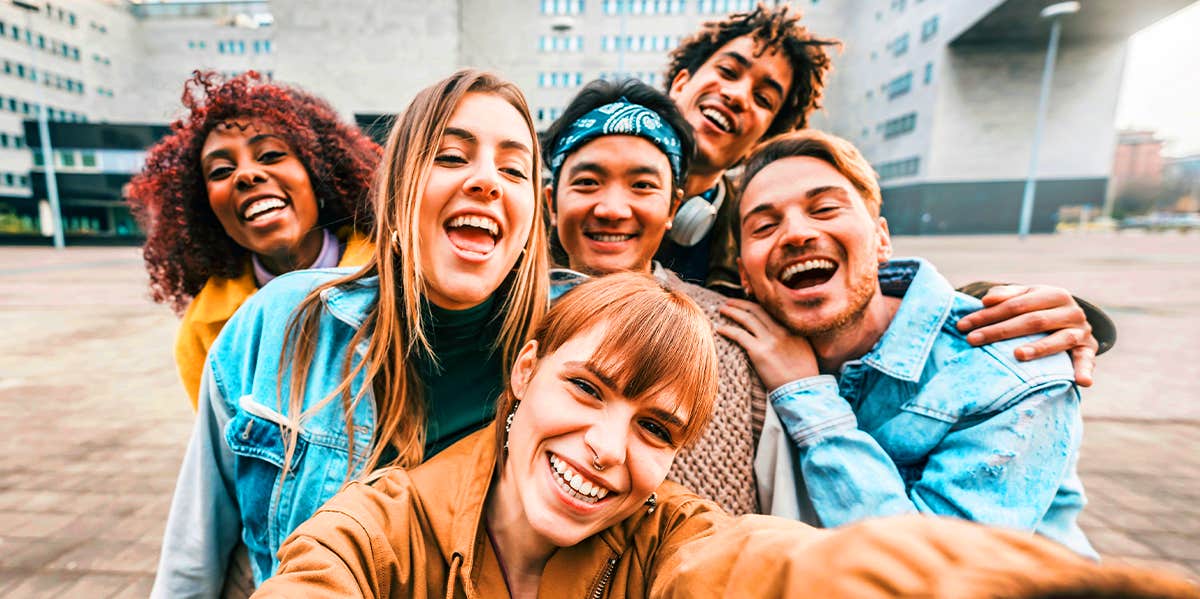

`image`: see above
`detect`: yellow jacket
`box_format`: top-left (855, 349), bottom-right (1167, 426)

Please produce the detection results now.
top-left (253, 424), bottom-right (1193, 598)
top-left (174, 228), bottom-right (373, 409)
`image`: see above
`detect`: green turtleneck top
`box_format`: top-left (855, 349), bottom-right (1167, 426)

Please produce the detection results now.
top-left (416, 295), bottom-right (505, 458)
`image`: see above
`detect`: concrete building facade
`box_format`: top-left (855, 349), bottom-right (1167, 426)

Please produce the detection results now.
top-left (0, 0), bottom-right (1193, 242)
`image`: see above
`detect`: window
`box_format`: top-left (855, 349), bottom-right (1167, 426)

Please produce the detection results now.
top-left (59, 151), bottom-right (75, 167)
top-left (33, 152), bottom-right (44, 167)
top-left (921, 15), bottom-right (939, 41)
top-left (15, 135), bottom-right (24, 148)
top-left (0, 133), bottom-right (7, 147)
top-left (889, 33), bottom-right (909, 57)
top-left (924, 61), bottom-right (934, 84)
top-left (882, 112), bottom-right (917, 139)
top-left (542, 0), bottom-right (585, 15)
top-left (603, 0), bottom-right (686, 14)
top-left (3, 173), bottom-right (13, 186)
top-left (890, 0), bottom-right (906, 12)
top-left (886, 72), bottom-right (913, 99)
top-left (81, 151), bottom-right (97, 167)
top-left (876, 156), bottom-right (920, 180)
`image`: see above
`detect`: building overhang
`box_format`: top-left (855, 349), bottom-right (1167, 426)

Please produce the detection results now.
top-left (951, 0), bottom-right (1194, 46)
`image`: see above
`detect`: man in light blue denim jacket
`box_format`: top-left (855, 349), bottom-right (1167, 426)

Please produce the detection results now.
top-left (718, 129), bottom-right (1096, 558)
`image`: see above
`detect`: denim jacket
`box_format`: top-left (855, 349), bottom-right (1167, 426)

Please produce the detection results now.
top-left (152, 268), bottom-right (380, 598)
top-left (769, 258), bottom-right (1096, 558)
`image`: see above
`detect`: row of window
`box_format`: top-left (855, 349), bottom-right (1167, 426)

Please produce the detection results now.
top-left (537, 107), bottom-right (564, 122)
top-left (541, 0), bottom-right (759, 15)
top-left (0, 93), bottom-right (87, 122)
top-left (1, 172), bottom-right (30, 189)
top-left (597, 70), bottom-right (663, 87)
top-left (875, 156), bottom-right (920, 181)
top-left (33, 148), bottom-right (98, 169)
top-left (880, 112), bottom-right (917, 139)
top-left (884, 71), bottom-right (912, 99)
top-left (43, 3), bottom-right (79, 27)
top-left (539, 71), bottom-right (585, 88)
top-left (601, 34), bottom-right (681, 52)
top-left (0, 20), bottom-right (82, 62)
top-left (211, 39), bottom-right (273, 55)
top-left (92, 53), bottom-right (111, 66)
top-left (921, 15), bottom-right (939, 41)
top-left (888, 33), bottom-right (909, 57)
top-left (0, 132), bottom-right (26, 149)
top-left (219, 70), bottom-right (274, 81)
top-left (2, 59), bottom-right (87, 94)
top-left (602, 0), bottom-right (687, 15)
top-left (539, 35), bottom-right (583, 52)
top-left (96, 87), bottom-right (115, 98)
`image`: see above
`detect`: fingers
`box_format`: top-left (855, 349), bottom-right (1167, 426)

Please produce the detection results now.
top-left (715, 323), bottom-right (755, 350)
top-left (1069, 345), bottom-right (1096, 387)
top-left (964, 304), bottom-right (1089, 346)
top-left (958, 285), bottom-right (1080, 333)
top-left (1010, 326), bottom-right (1088, 360)
top-left (720, 299), bottom-right (774, 335)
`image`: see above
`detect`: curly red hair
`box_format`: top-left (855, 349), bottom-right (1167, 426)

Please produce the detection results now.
top-left (126, 71), bottom-right (381, 314)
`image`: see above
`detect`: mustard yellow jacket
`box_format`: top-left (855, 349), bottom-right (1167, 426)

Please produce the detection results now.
top-left (174, 229), bottom-right (373, 409)
top-left (252, 425), bottom-right (1193, 599)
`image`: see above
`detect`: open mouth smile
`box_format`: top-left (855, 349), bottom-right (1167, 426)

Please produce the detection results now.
top-left (548, 452), bottom-right (612, 505)
top-left (778, 258), bottom-right (838, 290)
top-left (700, 106), bottom-right (734, 134)
top-left (445, 213), bottom-right (502, 257)
top-left (584, 232), bottom-right (637, 244)
top-left (240, 196), bottom-right (289, 222)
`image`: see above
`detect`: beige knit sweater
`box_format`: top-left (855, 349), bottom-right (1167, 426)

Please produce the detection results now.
top-left (658, 267), bottom-right (767, 516)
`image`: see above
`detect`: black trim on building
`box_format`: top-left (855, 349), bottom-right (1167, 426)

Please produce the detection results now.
top-left (881, 177), bottom-right (1108, 235)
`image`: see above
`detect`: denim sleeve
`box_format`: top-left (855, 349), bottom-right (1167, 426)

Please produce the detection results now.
top-left (151, 363), bottom-right (242, 598)
top-left (772, 377), bottom-right (1082, 531)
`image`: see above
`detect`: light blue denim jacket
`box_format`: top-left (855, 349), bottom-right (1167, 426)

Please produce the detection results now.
top-left (152, 268), bottom-right (380, 597)
top-left (770, 258), bottom-right (1096, 558)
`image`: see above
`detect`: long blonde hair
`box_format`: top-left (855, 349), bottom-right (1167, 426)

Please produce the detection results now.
top-left (279, 69), bottom-right (549, 476)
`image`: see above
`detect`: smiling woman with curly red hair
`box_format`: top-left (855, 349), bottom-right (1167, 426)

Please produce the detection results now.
top-left (126, 71), bottom-right (380, 409)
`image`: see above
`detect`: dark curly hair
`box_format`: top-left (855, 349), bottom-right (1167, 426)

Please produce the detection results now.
top-left (126, 71), bottom-right (381, 314)
top-left (665, 3), bottom-right (839, 137)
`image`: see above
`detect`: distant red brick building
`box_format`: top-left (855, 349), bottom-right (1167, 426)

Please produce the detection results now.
top-left (1112, 130), bottom-right (1165, 192)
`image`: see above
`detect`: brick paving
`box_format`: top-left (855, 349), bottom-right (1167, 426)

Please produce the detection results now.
top-left (0, 231), bottom-right (1197, 597)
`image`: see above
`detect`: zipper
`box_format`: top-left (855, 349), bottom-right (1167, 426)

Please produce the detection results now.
top-left (588, 557), bottom-right (618, 599)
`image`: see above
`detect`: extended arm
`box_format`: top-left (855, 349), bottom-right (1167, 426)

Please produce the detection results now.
top-left (150, 365), bottom-right (242, 599)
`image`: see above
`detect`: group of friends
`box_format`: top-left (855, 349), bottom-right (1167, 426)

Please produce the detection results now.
top-left (123, 4), bottom-right (1195, 598)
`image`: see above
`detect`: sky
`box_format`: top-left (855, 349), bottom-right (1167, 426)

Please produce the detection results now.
top-left (1116, 1), bottom-right (1200, 157)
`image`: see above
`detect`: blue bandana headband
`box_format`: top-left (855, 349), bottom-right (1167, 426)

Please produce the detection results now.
top-left (548, 99), bottom-right (684, 187)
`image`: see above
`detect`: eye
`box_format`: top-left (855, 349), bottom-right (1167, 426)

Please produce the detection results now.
top-left (206, 165), bottom-right (234, 180)
top-left (570, 176), bottom-right (600, 188)
top-left (813, 204), bottom-right (841, 217)
top-left (639, 419), bottom-right (674, 445)
top-left (717, 65), bottom-right (736, 79)
top-left (751, 221), bottom-right (778, 236)
top-left (434, 153), bottom-right (467, 165)
top-left (754, 93), bottom-right (775, 111)
top-left (569, 377), bottom-right (601, 400)
top-left (631, 180), bottom-right (661, 191)
top-left (258, 150), bottom-right (286, 162)
top-left (501, 166), bottom-right (528, 180)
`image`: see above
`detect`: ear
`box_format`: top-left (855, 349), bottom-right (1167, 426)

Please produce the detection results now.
top-left (669, 69), bottom-right (691, 97)
top-left (510, 339), bottom-right (539, 399)
top-left (666, 188), bottom-right (685, 229)
top-left (544, 184), bottom-right (558, 228)
top-left (736, 257), bottom-right (754, 299)
top-left (875, 217), bottom-right (893, 264)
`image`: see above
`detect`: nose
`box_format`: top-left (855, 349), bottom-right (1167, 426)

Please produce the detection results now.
top-left (720, 77), bottom-right (751, 112)
top-left (463, 161), bottom-right (503, 201)
top-left (234, 165), bottom-right (267, 190)
top-left (591, 188), bottom-right (633, 221)
top-left (777, 213), bottom-right (820, 249)
top-left (584, 410), bottom-right (629, 471)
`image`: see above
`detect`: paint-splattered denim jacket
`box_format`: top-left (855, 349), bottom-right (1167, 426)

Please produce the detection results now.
top-left (152, 268), bottom-right (378, 597)
top-left (770, 258), bottom-right (1096, 558)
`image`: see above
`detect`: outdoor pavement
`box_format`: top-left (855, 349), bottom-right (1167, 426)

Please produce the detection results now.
top-left (0, 231), bottom-right (1198, 597)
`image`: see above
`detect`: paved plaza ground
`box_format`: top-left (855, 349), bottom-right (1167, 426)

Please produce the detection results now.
top-left (0, 232), bottom-right (1197, 596)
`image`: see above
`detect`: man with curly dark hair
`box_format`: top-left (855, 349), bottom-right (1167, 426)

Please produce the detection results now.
top-left (656, 3), bottom-right (838, 293)
top-left (126, 71), bottom-right (380, 409)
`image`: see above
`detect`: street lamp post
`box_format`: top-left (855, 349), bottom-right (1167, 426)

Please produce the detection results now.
top-left (1018, 1), bottom-right (1080, 239)
top-left (13, 0), bottom-right (65, 249)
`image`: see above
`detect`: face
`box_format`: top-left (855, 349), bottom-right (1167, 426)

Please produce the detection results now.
top-left (200, 121), bottom-right (323, 268)
top-left (501, 327), bottom-right (690, 548)
top-left (737, 156), bottom-right (892, 337)
top-left (419, 92), bottom-right (537, 310)
top-left (669, 35), bottom-right (793, 173)
top-left (549, 135), bottom-right (680, 275)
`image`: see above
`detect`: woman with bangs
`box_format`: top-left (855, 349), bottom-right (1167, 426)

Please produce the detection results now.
top-left (126, 71), bottom-right (380, 409)
top-left (151, 69), bottom-right (548, 596)
top-left (252, 274), bottom-right (1194, 599)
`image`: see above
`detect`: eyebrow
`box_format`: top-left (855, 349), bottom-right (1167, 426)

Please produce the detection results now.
top-left (742, 185), bottom-right (851, 220)
top-left (646, 406), bottom-right (686, 429)
top-left (444, 127), bottom-right (532, 157)
top-left (565, 360), bottom-right (688, 427)
top-left (566, 161), bottom-right (666, 180)
top-left (721, 50), bottom-right (785, 98)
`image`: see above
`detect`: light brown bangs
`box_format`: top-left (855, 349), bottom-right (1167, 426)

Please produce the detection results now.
top-left (538, 273), bottom-right (719, 447)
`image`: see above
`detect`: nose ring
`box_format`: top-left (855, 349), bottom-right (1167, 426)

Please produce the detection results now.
top-left (592, 453), bottom-right (606, 471)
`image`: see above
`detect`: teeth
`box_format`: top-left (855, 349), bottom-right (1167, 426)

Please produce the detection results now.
top-left (547, 453), bottom-right (608, 504)
top-left (243, 198), bottom-right (285, 220)
top-left (447, 214), bottom-right (499, 237)
top-left (701, 107), bottom-right (731, 132)
top-left (781, 259), bottom-right (836, 281)
top-left (589, 233), bottom-right (634, 243)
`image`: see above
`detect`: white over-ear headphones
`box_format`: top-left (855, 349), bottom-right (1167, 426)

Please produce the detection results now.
top-left (667, 180), bottom-right (726, 247)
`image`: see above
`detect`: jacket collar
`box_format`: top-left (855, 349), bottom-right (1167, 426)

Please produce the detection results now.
top-left (859, 258), bottom-right (955, 383)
